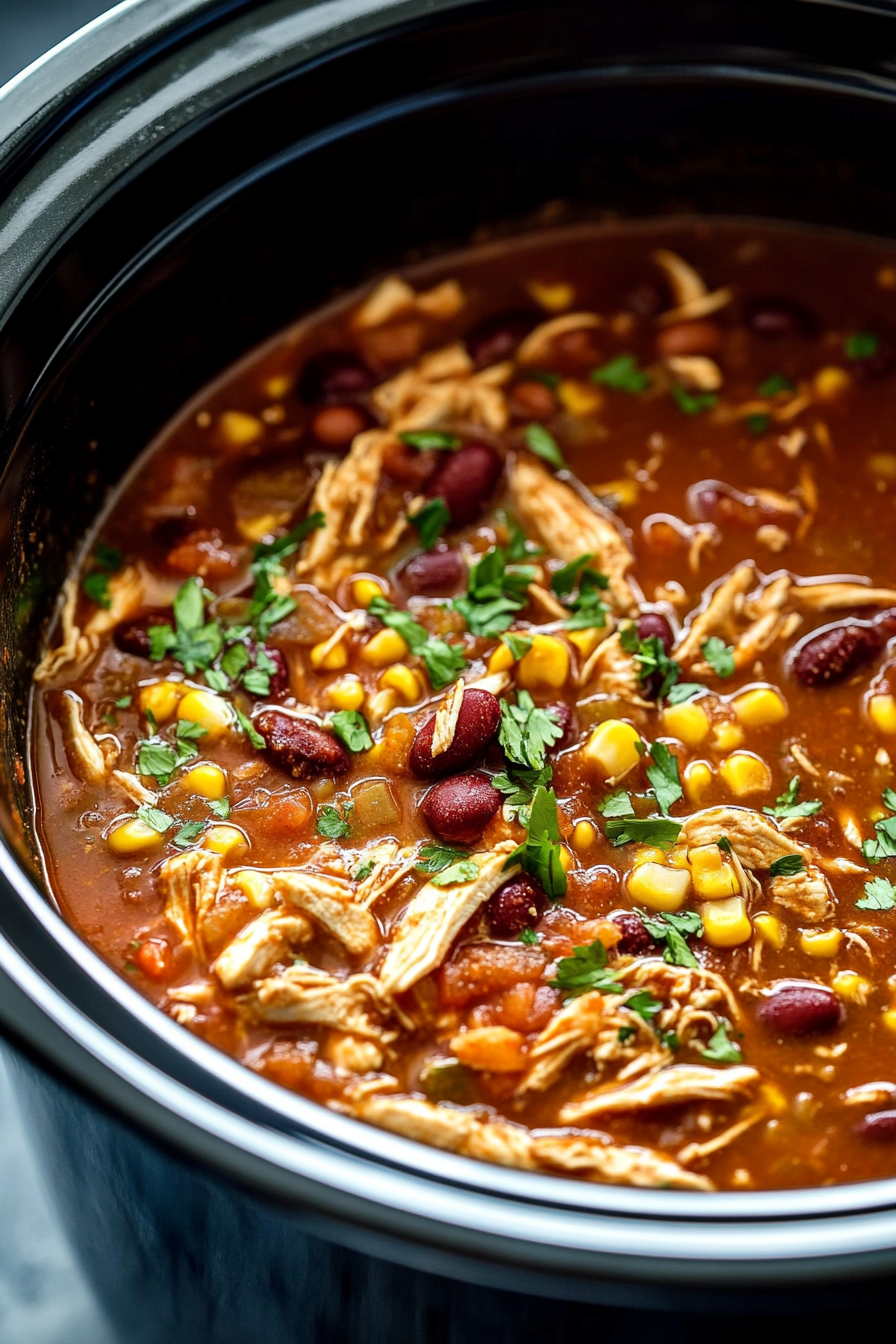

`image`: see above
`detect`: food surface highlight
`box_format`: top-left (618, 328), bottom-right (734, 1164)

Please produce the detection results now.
top-left (32, 222), bottom-right (896, 1191)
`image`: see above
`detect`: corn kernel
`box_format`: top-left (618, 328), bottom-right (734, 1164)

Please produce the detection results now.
top-left (883, 1008), bottom-right (896, 1035)
top-left (177, 689), bottom-right (235, 738)
top-left (139, 681), bottom-right (184, 724)
top-left (832, 969), bottom-right (871, 1004)
top-left (558, 379), bottom-right (603, 416)
top-left (759, 1082), bottom-right (788, 1116)
top-left (218, 409), bottom-right (263, 448)
top-left (799, 927), bottom-right (843, 959)
top-left (870, 804), bottom-right (888, 824)
top-left (867, 452), bottom-right (896, 482)
top-left (813, 365), bottom-right (851, 400)
top-left (732, 687), bottom-right (788, 728)
top-left (683, 759), bottom-right (713, 805)
top-left (361, 628), bottom-right (408, 667)
top-left (582, 718), bottom-right (642, 780)
top-left (310, 636), bottom-right (348, 671)
top-left (712, 720), bottom-right (745, 752)
top-left (719, 751), bottom-right (772, 797)
top-left (689, 843), bottom-right (740, 899)
top-left (567, 627), bottom-right (603, 659)
top-left (179, 763), bottom-right (227, 799)
top-left (869, 694), bottom-right (896, 734)
top-left (663, 700), bottom-right (710, 747)
top-left (487, 641), bottom-right (515, 673)
top-left (667, 846), bottom-right (690, 869)
top-left (107, 817), bottom-right (165, 854)
top-left (202, 825), bottom-right (249, 858)
top-left (527, 278), bottom-right (574, 311)
top-left (380, 665), bottom-right (423, 703)
top-left (232, 869), bottom-right (276, 909)
top-left (753, 912), bottom-right (786, 949)
top-left (352, 577), bottom-right (385, 609)
top-left (700, 896), bottom-right (751, 947)
top-left (590, 478), bottom-right (640, 508)
top-left (236, 510), bottom-right (290, 543)
top-left (571, 820), bottom-right (596, 852)
top-left (631, 846), bottom-right (669, 868)
top-left (263, 374), bottom-right (292, 400)
top-left (559, 846), bottom-right (574, 873)
top-left (327, 676), bottom-right (365, 712)
top-left (517, 634), bottom-right (570, 690)
top-left (627, 861), bottom-right (691, 912)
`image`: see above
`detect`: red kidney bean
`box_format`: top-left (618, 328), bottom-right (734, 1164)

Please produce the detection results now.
top-left (400, 547), bottom-right (465, 595)
top-left (466, 310), bottom-right (537, 367)
top-left (298, 351), bottom-right (375, 402)
top-left (745, 297), bottom-right (817, 339)
top-left (381, 440), bottom-right (438, 489)
top-left (254, 709), bottom-right (349, 779)
top-left (425, 443), bottom-right (503, 527)
top-left (792, 621), bottom-right (883, 687)
top-left (609, 910), bottom-right (655, 956)
top-left (310, 404), bottom-right (371, 448)
top-left (486, 874), bottom-right (547, 938)
top-left (757, 981), bottom-right (842, 1036)
top-left (421, 771), bottom-right (502, 845)
top-left (541, 701), bottom-right (574, 751)
top-left (510, 380), bottom-right (557, 420)
top-left (113, 612), bottom-right (171, 658)
top-left (856, 1110), bottom-right (896, 1141)
top-left (636, 611), bottom-right (674, 655)
top-left (655, 319), bottom-right (722, 357)
top-left (410, 688), bottom-right (501, 778)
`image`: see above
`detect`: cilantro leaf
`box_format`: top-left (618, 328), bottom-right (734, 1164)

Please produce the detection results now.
top-left (398, 430), bottom-right (461, 452)
top-left (82, 572), bottom-right (112, 608)
top-left (763, 776), bottom-right (822, 821)
top-left (453, 547), bottom-right (536, 638)
top-left (717, 835), bottom-right (732, 854)
top-left (149, 578), bottom-right (224, 674)
top-left (137, 740), bottom-right (177, 785)
top-left (221, 642), bottom-right (250, 680)
top-left (431, 859), bottom-right (480, 887)
top-left (523, 423), bottom-right (566, 469)
top-left (235, 707), bottom-right (264, 749)
top-left (331, 710), bottom-right (373, 753)
top-left (597, 790), bottom-right (635, 818)
top-left (549, 939), bottom-right (623, 999)
top-left (248, 512), bottom-right (324, 638)
top-left (93, 543), bottom-right (123, 572)
top-left (409, 497), bottom-right (451, 551)
top-left (665, 682), bottom-right (704, 706)
top-left (498, 691), bottom-right (563, 772)
top-left (591, 353), bottom-right (650, 393)
top-left (173, 821), bottom-right (206, 849)
top-left (500, 632), bottom-right (533, 662)
top-left (863, 813), bottom-right (896, 864)
top-left (844, 331), bottom-right (879, 360)
top-left (416, 842), bottom-right (470, 874)
top-left (769, 853), bottom-right (805, 878)
top-left (353, 859), bottom-right (375, 882)
top-left (368, 596), bottom-right (467, 691)
top-left (619, 624), bottom-right (682, 699)
top-left (758, 372), bottom-right (795, 397)
top-left (745, 413), bottom-right (770, 435)
top-left (671, 385), bottom-right (718, 415)
top-left (503, 785), bottom-right (567, 899)
top-left (492, 764), bottom-right (552, 822)
top-left (623, 989), bottom-right (662, 1025)
top-left (701, 1020), bottom-right (742, 1063)
top-left (857, 876), bottom-right (896, 910)
top-left (207, 797), bottom-right (231, 819)
top-left (505, 520), bottom-right (543, 562)
top-left (135, 805), bottom-right (174, 834)
top-left (883, 787), bottom-right (896, 813)
top-left (644, 740), bottom-right (683, 817)
top-left (605, 816), bottom-right (682, 849)
top-left (550, 554), bottom-right (609, 630)
top-left (114, 695), bottom-right (132, 709)
top-left (701, 636), bottom-right (735, 678)
top-left (242, 647), bottom-right (278, 697)
top-left (640, 909), bottom-right (703, 968)
top-left (519, 927), bottom-right (539, 945)
top-left (316, 805), bottom-right (351, 839)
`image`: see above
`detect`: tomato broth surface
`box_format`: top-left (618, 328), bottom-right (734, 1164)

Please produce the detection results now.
top-left (31, 219), bottom-right (896, 1192)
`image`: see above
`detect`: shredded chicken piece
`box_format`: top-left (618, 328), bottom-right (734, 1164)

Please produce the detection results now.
top-left (241, 967), bottom-right (396, 1041)
top-left (111, 770), bottom-right (157, 805)
top-left (664, 355), bottom-right (722, 391)
top-left (651, 248), bottom-right (708, 306)
top-left (351, 276), bottom-right (465, 330)
top-left (682, 806), bottom-right (815, 873)
top-left (213, 909), bottom-right (314, 990)
top-left (371, 343), bottom-right (511, 433)
top-left (769, 867), bottom-right (833, 923)
top-left (296, 429), bottom-right (396, 588)
top-left (271, 870), bottom-right (380, 956)
top-left (579, 630), bottom-right (650, 705)
top-left (58, 692), bottom-right (112, 784)
top-left (516, 992), bottom-right (606, 1095)
top-left (510, 458), bottom-right (637, 614)
top-left (355, 842), bottom-right (418, 909)
top-left (466, 670), bottom-right (512, 696)
top-left (432, 679), bottom-right (465, 756)
top-left (325, 1033), bottom-right (385, 1074)
top-left (378, 843), bottom-right (518, 994)
top-left (675, 564), bottom-right (754, 664)
top-left (792, 581), bottom-right (896, 611)
top-left (560, 1063), bottom-right (759, 1123)
top-left (527, 583), bottom-right (569, 621)
top-left (530, 1133), bottom-right (712, 1191)
top-left (515, 312), bottom-right (602, 365)
top-left (35, 567), bottom-right (147, 684)
top-left (677, 1104), bottom-right (767, 1165)
top-left (158, 850), bottom-right (224, 961)
top-left (33, 581), bottom-right (87, 683)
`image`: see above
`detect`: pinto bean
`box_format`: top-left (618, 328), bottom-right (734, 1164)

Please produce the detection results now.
top-left (400, 547), bottom-right (465, 595)
top-left (466, 310), bottom-right (537, 367)
top-left (421, 771), bottom-right (502, 845)
top-left (113, 612), bottom-right (171, 658)
top-left (298, 350), bottom-right (374, 402)
top-left (410, 688), bottom-right (501, 778)
top-left (510, 380), bottom-right (557, 421)
top-left (609, 910), bottom-right (654, 956)
top-left (310, 404), bottom-right (370, 448)
top-left (655, 319), bottom-right (722, 358)
top-left (636, 611), bottom-right (674, 655)
top-left (757, 981), bottom-right (841, 1036)
top-left (792, 622), bottom-right (882, 687)
top-left (381, 440), bottom-right (438, 488)
top-left (856, 1110), bottom-right (896, 1141)
top-left (425, 443), bottom-right (503, 527)
top-left (254, 709), bottom-right (349, 779)
top-left (745, 297), bottom-right (817, 339)
top-left (486, 874), bottom-right (547, 938)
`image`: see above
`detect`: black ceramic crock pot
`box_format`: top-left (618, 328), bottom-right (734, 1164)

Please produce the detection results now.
top-left (6, 2), bottom-right (896, 1338)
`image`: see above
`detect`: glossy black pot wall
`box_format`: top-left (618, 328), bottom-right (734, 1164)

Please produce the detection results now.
top-left (7, 2), bottom-right (896, 1339)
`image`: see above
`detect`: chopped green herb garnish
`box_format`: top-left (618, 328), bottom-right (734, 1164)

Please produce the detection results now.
top-left (701, 636), bottom-right (735, 678)
top-left (135, 805), bottom-right (174, 834)
top-left (505, 519), bottom-right (544, 562)
top-left (883, 787), bottom-right (896, 813)
top-left (137, 740), bottom-right (177, 785)
top-left (758, 372), bottom-right (795, 397)
top-left (398, 430), bottom-right (461, 452)
top-left (504, 785), bottom-right (567, 899)
top-left (591, 353), bottom-right (651, 393)
top-left (453, 547), bottom-right (537, 638)
top-left (499, 692), bottom-right (563, 773)
top-left (82, 572), bottom-right (112, 608)
top-left (745, 413), bottom-right (770, 436)
top-left (353, 859), bottom-right (375, 883)
top-left (526, 370), bottom-right (561, 388)
top-left (844, 331), bottom-right (880, 360)
top-left (763, 776), bottom-right (822, 821)
top-left (857, 876), bottom-right (896, 911)
top-left (368, 596), bottom-right (467, 690)
top-left (640, 909), bottom-right (703, 968)
top-left (148, 578), bottom-right (225, 673)
top-left (863, 813), bottom-right (896, 865)
top-left (316, 805), bottom-right (351, 839)
top-left (221, 642), bottom-right (250, 681)
top-left (549, 939), bottom-right (623, 999)
top-left (242, 647), bottom-right (278, 697)
top-left (665, 682), bottom-right (704, 706)
top-left (597, 790), bottom-right (635, 818)
top-left (409, 497), bottom-right (451, 551)
top-left (519, 928), bottom-right (539, 945)
top-left (717, 835), bottom-right (732, 854)
top-left (235, 707), bottom-right (264, 750)
top-left (605, 816), bottom-right (682, 849)
top-left (207, 797), bottom-right (231, 820)
top-left (550, 554), bottom-right (609, 631)
top-left (619, 623), bottom-right (682, 699)
top-left (701, 1020), bottom-right (742, 1063)
top-left (523, 423), bottom-right (566, 469)
top-left (768, 853), bottom-right (805, 878)
top-left (671, 385), bottom-right (718, 416)
top-left (93, 543), bottom-right (123, 571)
top-left (114, 695), bottom-right (132, 710)
top-left (416, 843), bottom-right (470, 875)
top-left (248, 511), bottom-right (325, 639)
top-left (172, 821), bottom-right (206, 849)
top-left (431, 859), bottom-right (480, 887)
top-left (644, 741), bottom-right (683, 817)
top-left (330, 710), bottom-right (373, 753)
top-left (500, 632), bottom-right (533, 662)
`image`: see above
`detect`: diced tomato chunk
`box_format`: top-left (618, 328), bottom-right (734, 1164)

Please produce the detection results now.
top-left (135, 939), bottom-right (173, 981)
top-left (492, 982), bottom-right (562, 1033)
top-left (166, 528), bottom-right (238, 578)
top-left (439, 943), bottom-right (545, 1008)
top-left (239, 788), bottom-right (313, 843)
